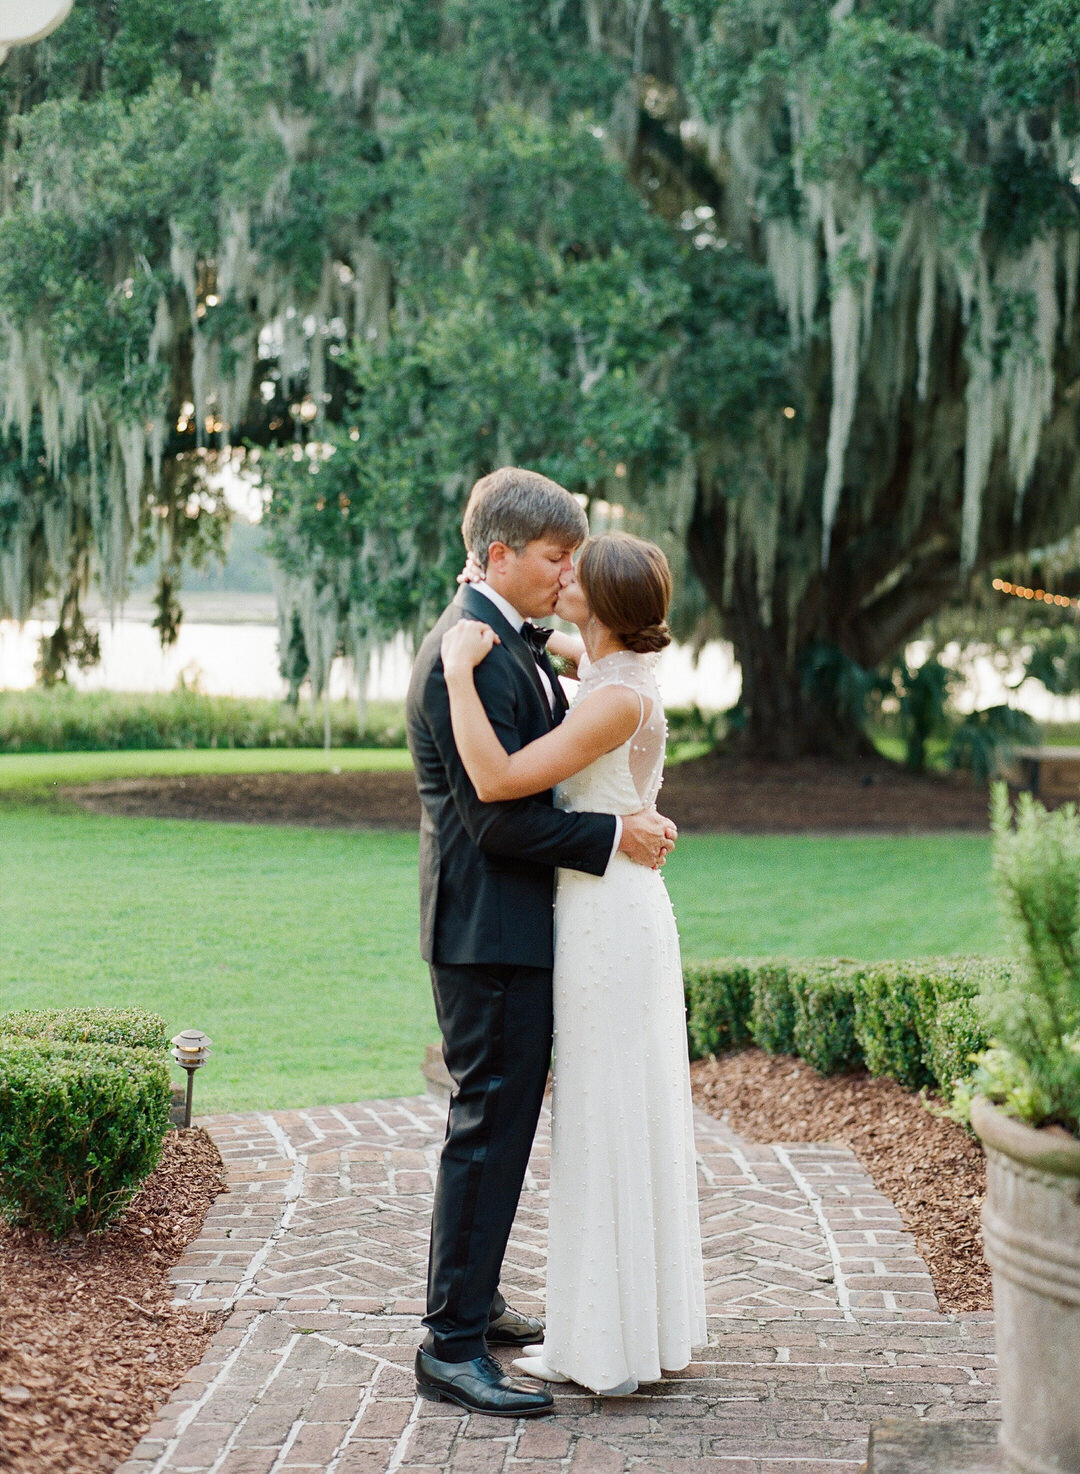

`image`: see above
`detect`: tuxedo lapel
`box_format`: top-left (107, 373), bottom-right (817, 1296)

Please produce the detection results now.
top-left (455, 586), bottom-right (553, 720)
top-left (537, 648), bottom-right (569, 724)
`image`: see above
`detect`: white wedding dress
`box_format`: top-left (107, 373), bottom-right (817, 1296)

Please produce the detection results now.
top-left (538, 651), bottom-right (707, 1394)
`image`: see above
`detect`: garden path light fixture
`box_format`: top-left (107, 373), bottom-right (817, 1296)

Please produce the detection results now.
top-left (171, 1029), bottom-right (212, 1129)
top-left (0, 0), bottom-right (74, 63)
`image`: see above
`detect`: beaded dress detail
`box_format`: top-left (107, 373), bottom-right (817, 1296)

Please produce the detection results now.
top-left (544, 651), bottom-right (706, 1394)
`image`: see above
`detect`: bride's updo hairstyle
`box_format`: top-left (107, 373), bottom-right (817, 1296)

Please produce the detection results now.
top-left (577, 533), bottom-right (673, 654)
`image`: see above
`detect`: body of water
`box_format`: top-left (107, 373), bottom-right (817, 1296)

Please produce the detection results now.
top-left (0, 596), bottom-right (744, 710)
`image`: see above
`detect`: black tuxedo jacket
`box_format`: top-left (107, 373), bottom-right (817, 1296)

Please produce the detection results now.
top-left (405, 585), bottom-right (617, 968)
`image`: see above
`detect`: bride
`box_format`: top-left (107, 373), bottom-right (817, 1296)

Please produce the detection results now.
top-left (440, 531), bottom-right (706, 1396)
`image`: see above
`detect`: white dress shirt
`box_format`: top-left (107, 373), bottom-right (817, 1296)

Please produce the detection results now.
top-left (469, 580), bottom-right (621, 868)
top-left (472, 581), bottom-right (557, 710)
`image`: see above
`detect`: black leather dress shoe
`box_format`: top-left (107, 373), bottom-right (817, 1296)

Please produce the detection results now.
top-left (485, 1306), bottom-right (546, 1348)
top-left (415, 1349), bottom-right (554, 1417)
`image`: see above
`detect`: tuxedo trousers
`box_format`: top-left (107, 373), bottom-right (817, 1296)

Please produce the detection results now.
top-left (423, 959), bottom-right (553, 1361)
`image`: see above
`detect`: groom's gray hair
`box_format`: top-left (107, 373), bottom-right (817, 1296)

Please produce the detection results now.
top-left (462, 467), bottom-right (588, 569)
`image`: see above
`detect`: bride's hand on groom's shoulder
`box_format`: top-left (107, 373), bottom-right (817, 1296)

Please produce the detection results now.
top-left (441, 620), bottom-right (500, 679)
top-left (456, 551), bottom-right (485, 585)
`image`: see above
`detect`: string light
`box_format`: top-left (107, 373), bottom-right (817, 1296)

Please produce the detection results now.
top-left (992, 578), bottom-right (1078, 609)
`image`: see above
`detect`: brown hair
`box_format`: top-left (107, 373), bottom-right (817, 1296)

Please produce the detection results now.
top-left (576, 533), bottom-right (672, 654)
top-left (462, 467), bottom-right (588, 569)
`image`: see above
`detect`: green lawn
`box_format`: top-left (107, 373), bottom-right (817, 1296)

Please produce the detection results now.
top-left (0, 788), bottom-right (1001, 1111)
top-left (0, 746), bottom-right (414, 795)
top-left (664, 832), bottom-right (999, 959)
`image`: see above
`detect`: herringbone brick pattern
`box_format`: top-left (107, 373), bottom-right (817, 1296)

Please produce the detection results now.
top-left (115, 1096), bottom-right (997, 1474)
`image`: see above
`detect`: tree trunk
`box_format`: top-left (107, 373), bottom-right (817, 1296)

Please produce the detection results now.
top-left (689, 498), bottom-right (878, 759)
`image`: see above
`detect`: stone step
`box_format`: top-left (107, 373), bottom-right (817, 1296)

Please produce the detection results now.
top-left (422, 1042), bottom-right (454, 1098)
top-left (866, 1418), bottom-right (1004, 1473)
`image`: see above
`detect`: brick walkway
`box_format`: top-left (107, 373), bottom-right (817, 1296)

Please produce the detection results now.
top-left (116, 1096), bottom-right (998, 1474)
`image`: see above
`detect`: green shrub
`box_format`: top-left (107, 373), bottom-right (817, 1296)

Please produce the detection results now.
top-left (685, 961), bottom-right (755, 1059)
top-left (982, 785), bottom-right (1080, 1134)
top-left (853, 963), bottom-right (931, 1088)
top-left (749, 961), bottom-right (796, 1055)
top-left (681, 953), bottom-right (1005, 1101)
top-left (0, 687), bottom-right (407, 752)
top-left (665, 706), bottom-right (729, 750)
top-left (0, 1007), bottom-right (169, 1052)
top-left (0, 1039), bottom-right (171, 1236)
top-left (924, 994), bottom-right (987, 1098)
top-left (909, 956), bottom-right (1003, 1098)
top-left (790, 961), bottom-right (863, 1076)
top-left (946, 1046), bottom-right (1053, 1130)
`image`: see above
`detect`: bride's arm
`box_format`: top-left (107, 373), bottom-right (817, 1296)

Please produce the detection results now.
top-left (441, 621), bottom-right (641, 801)
top-left (545, 629), bottom-right (586, 675)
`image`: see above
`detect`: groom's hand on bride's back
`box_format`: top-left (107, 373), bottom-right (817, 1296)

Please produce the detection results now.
top-left (619, 808), bottom-right (678, 869)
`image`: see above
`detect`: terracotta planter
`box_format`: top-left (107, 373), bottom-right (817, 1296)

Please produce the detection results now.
top-left (971, 1095), bottom-right (1080, 1474)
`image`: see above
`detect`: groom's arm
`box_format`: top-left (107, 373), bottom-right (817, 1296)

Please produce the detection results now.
top-left (421, 652), bottom-right (617, 877)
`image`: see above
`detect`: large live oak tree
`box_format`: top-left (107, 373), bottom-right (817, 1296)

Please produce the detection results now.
top-left (3, 0), bottom-right (1079, 753)
top-left (648, 0), bottom-right (1080, 753)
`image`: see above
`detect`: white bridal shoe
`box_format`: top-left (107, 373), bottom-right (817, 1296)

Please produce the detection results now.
top-left (512, 1349), bottom-right (637, 1396)
top-left (512, 1355), bottom-right (571, 1383)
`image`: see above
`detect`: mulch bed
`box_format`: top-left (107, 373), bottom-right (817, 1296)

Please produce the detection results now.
top-left (691, 1048), bottom-right (991, 1313)
top-left (0, 1128), bottom-right (228, 1474)
top-left (58, 750), bottom-right (993, 832)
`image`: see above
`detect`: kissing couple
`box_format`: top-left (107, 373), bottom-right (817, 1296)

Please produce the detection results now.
top-left (405, 466), bottom-right (706, 1416)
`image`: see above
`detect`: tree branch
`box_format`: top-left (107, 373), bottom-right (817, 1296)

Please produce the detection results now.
top-left (635, 111), bottom-right (726, 218)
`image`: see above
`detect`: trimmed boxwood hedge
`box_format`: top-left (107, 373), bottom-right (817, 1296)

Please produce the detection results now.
top-left (684, 955), bottom-right (1013, 1101)
top-left (0, 1008), bottom-right (172, 1237)
top-left (790, 961), bottom-right (862, 1077)
top-left (854, 963), bottom-right (932, 1090)
top-left (685, 961), bottom-right (754, 1058)
top-left (1, 1007), bottom-right (170, 1051)
top-left (749, 962), bottom-right (797, 1056)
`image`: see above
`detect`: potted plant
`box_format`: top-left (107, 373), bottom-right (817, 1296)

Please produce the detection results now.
top-left (955, 787), bottom-right (1080, 1474)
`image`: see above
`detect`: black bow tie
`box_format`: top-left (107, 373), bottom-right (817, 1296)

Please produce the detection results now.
top-left (520, 622), bottom-right (553, 657)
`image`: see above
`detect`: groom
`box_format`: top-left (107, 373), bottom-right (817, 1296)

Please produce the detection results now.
top-left (406, 467), bottom-right (678, 1416)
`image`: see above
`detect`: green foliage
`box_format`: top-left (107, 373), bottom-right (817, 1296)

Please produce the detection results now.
top-left (907, 955), bottom-right (1016, 1097)
top-left (987, 784), bottom-right (1080, 1134)
top-left (978, 0), bottom-right (1080, 117)
top-left (946, 1046), bottom-right (1054, 1130)
top-left (0, 1007), bottom-right (169, 1051)
top-left (35, 598), bottom-right (102, 688)
top-left (947, 706), bottom-right (1040, 784)
top-left (0, 687), bottom-right (407, 752)
top-left (922, 998), bottom-right (989, 1105)
top-left (671, 0), bottom-right (1078, 242)
top-left (261, 106), bottom-right (703, 665)
top-left (749, 961), bottom-right (796, 1055)
top-left (803, 16), bottom-right (976, 235)
top-left (1021, 625), bottom-right (1080, 697)
top-left (684, 952), bottom-right (997, 1096)
top-left (664, 0), bottom-right (1080, 754)
top-left (790, 960), bottom-right (863, 1077)
top-left (0, 0), bottom-right (786, 658)
top-left (853, 962), bottom-right (931, 1088)
top-left (892, 658), bottom-right (952, 772)
top-left (0, 1038), bottom-right (170, 1237)
top-left (665, 704), bottom-right (739, 752)
top-left (871, 647), bottom-right (1039, 783)
top-left (799, 643), bottom-right (886, 745)
top-left (280, 609), bottom-right (311, 706)
top-left (685, 960), bottom-right (754, 1057)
